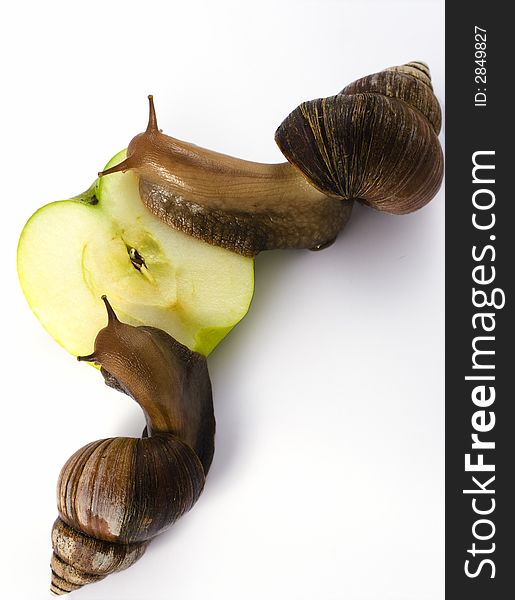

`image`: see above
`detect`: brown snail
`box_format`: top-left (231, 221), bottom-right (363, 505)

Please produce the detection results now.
top-left (98, 61), bottom-right (443, 256)
top-left (50, 296), bottom-right (215, 595)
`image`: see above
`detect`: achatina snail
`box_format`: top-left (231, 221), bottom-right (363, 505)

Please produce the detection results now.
top-left (99, 61), bottom-right (443, 256)
top-left (50, 296), bottom-right (215, 595)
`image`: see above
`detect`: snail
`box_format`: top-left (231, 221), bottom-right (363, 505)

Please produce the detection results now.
top-left (50, 296), bottom-right (215, 595)
top-left (98, 61), bottom-right (443, 256)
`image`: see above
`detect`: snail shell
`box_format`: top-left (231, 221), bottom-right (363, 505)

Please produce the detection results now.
top-left (51, 519), bottom-right (148, 594)
top-left (275, 61), bottom-right (444, 214)
top-left (50, 297), bottom-right (214, 595)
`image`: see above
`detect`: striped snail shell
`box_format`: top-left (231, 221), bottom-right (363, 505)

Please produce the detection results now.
top-left (50, 296), bottom-right (215, 595)
top-left (275, 61), bottom-right (443, 215)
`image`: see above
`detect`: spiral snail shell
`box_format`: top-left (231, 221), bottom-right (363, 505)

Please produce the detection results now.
top-left (98, 61), bottom-right (443, 256)
top-left (50, 296), bottom-right (215, 595)
top-left (276, 61), bottom-right (443, 214)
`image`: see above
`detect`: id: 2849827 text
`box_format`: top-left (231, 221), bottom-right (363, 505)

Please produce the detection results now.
top-left (474, 26), bottom-right (487, 107)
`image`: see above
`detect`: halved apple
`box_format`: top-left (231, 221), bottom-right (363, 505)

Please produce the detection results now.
top-left (17, 150), bottom-right (254, 357)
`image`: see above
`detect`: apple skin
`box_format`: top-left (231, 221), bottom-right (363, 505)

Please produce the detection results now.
top-left (17, 150), bottom-right (254, 357)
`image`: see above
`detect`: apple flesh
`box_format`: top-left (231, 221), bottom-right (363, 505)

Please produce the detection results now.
top-left (17, 150), bottom-right (254, 357)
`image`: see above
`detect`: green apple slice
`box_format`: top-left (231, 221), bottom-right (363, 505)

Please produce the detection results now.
top-left (17, 150), bottom-right (254, 357)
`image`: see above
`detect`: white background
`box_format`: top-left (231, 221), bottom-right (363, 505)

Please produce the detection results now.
top-left (1, 1), bottom-right (444, 598)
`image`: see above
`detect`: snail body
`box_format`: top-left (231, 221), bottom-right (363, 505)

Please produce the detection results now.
top-left (99, 61), bottom-right (443, 256)
top-left (101, 99), bottom-right (350, 256)
top-left (50, 297), bottom-right (214, 595)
